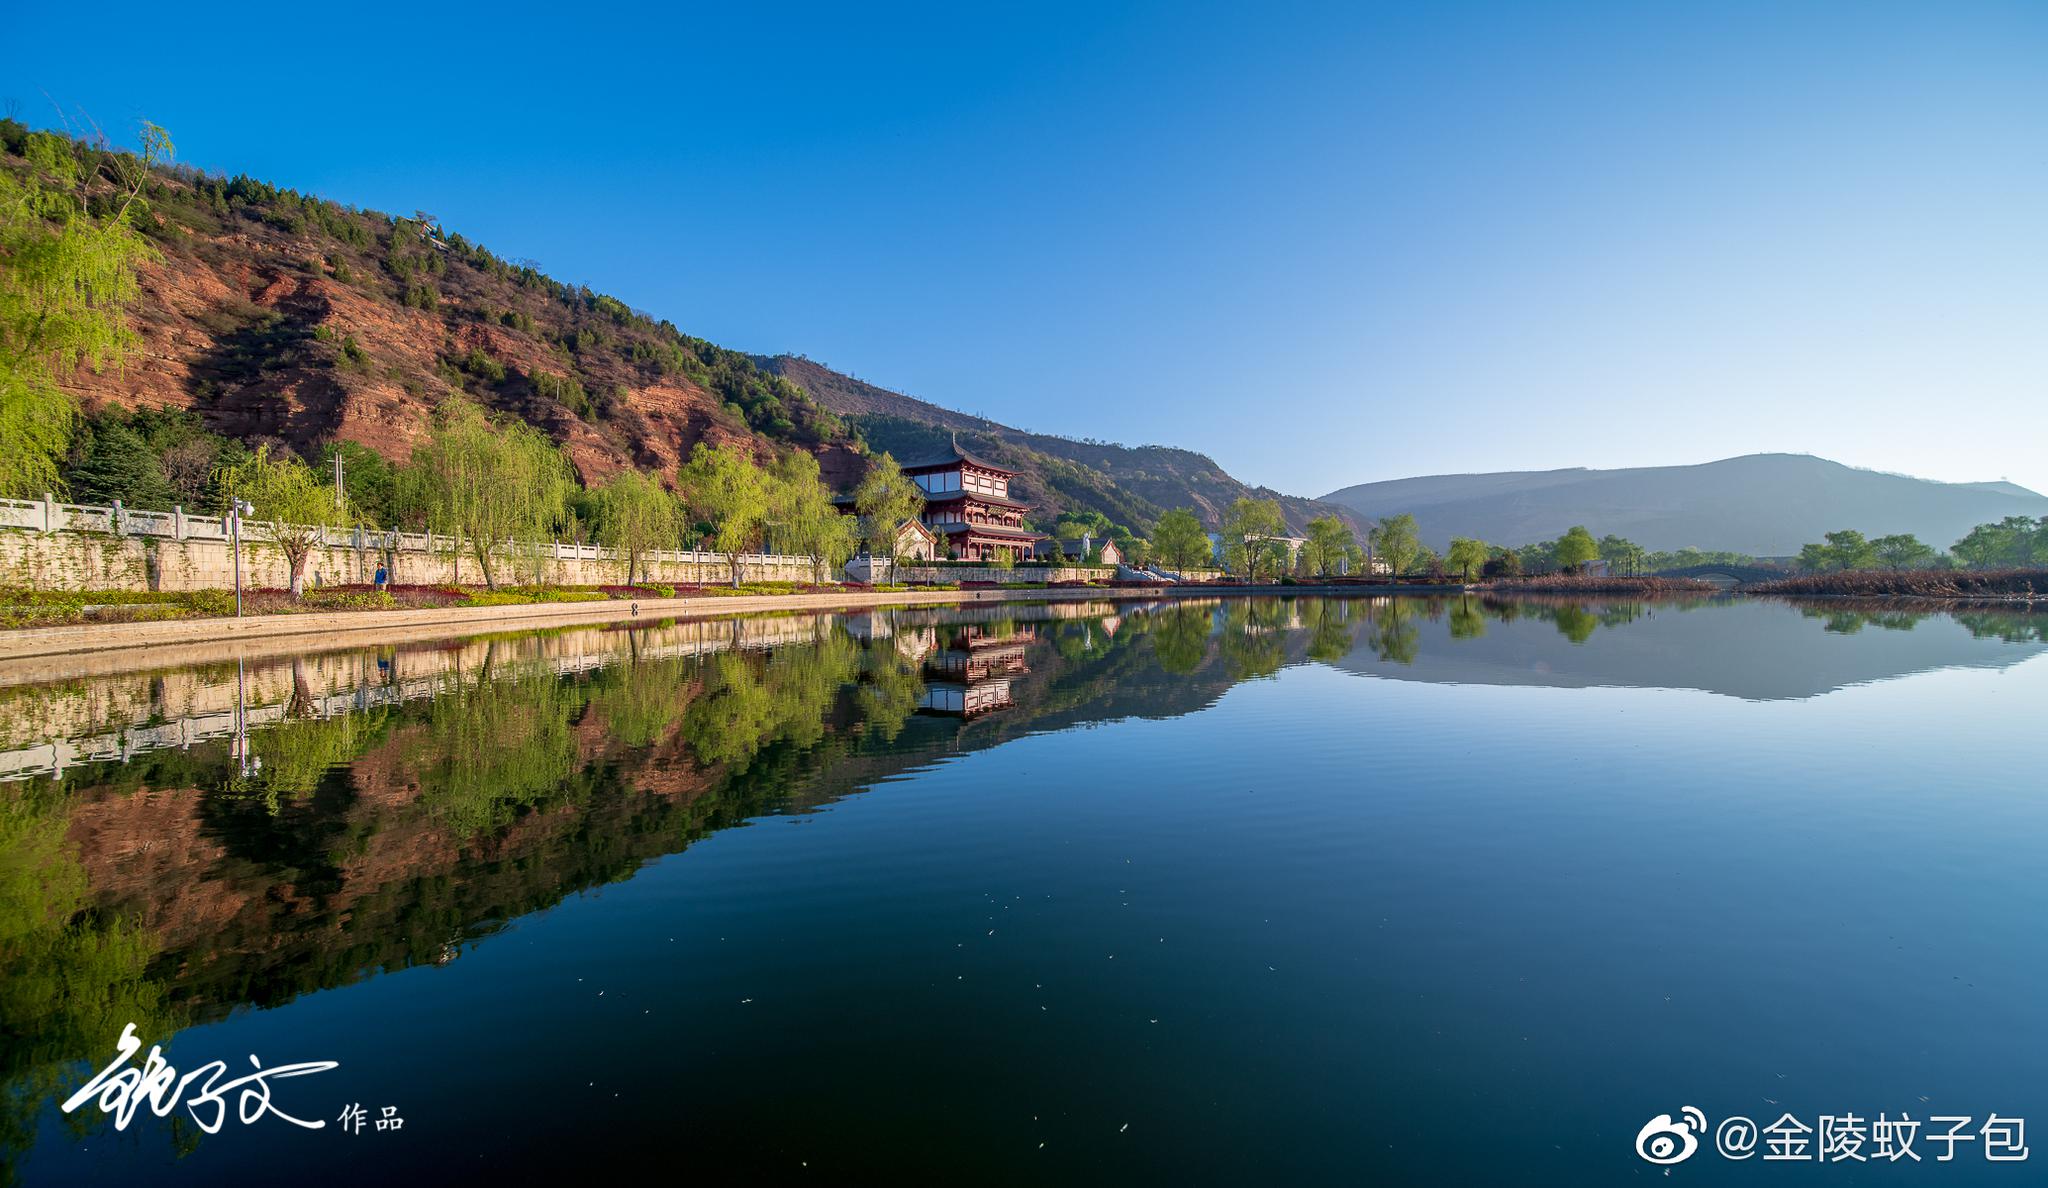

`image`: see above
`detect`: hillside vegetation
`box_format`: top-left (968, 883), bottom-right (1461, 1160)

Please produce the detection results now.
top-left (761, 355), bottom-right (1361, 535)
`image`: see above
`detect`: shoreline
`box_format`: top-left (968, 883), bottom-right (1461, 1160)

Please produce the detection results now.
top-left (0, 582), bottom-right (1469, 681)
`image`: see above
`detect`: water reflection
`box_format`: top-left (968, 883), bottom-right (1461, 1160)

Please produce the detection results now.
top-left (1, 593), bottom-right (2044, 1175)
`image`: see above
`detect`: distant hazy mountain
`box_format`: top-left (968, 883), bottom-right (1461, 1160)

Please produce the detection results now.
top-left (1321, 454), bottom-right (2048, 554)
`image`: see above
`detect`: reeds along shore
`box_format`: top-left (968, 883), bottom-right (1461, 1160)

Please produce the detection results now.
top-left (1747, 568), bottom-right (2046, 600)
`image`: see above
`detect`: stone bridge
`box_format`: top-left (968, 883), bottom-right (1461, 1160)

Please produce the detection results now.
top-left (1653, 564), bottom-right (1786, 587)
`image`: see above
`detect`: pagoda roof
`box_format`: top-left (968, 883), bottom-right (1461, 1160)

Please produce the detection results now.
top-left (894, 437), bottom-right (1016, 477)
top-left (935, 523), bottom-right (1047, 542)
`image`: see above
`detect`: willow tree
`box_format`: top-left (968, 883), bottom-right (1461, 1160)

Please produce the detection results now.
top-left (770, 451), bottom-right (858, 583)
top-left (401, 401), bottom-right (571, 588)
top-left (1554, 525), bottom-right (1601, 573)
top-left (1151, 507), bottom-right (1211, 576)
top-left (1369, 514), bottom-right (1421, 577)
top-left (1445, 536), bottom-right (1489, 582)
top-left (1221, 497), bottom-right (1285, 580)
top-left (593, 469), bottom-right (678, 584)
top-left (677, 441), bottom-right (769, 587)
top-left (223, 445), bottom-right (350, 595)
top-left (0, 123), bottom-right (171, 497)
top-left (852, 452), bottom-right (925, 573)
top-left (1303, 515), bottom-right (1355, 576)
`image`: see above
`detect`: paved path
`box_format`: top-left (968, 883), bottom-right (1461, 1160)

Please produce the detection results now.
top-left (0, 583), bottom-right (1460, 677)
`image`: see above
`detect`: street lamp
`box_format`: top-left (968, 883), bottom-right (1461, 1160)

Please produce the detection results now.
top-left (231, 498), bottom-right (254, 616)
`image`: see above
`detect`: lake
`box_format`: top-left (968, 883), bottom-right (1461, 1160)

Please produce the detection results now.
top-left (3, 594), bottom-right (2044, 1185)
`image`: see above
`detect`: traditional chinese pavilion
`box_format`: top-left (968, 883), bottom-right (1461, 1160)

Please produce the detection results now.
top-left (881, 440), bottom-right (1049, 562)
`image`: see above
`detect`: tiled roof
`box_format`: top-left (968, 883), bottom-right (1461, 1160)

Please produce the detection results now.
top-left (934, 523), bottom-right (1047, 541)
top-left (894, 440), bottom-right (1016, 477)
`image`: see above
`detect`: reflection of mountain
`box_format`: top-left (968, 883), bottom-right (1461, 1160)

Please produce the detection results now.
top-left (5, 594), bottom-right (2044, 1155)
top-left (0, 599), bottom-right (1262, 1131)
top-left (1329, 597), bottom-right (2048, 701)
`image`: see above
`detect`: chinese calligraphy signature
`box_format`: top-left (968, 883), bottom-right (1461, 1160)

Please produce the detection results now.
top-left (61, 1023), bottom-right (338, 1135)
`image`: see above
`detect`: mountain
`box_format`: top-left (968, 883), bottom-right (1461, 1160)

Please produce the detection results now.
top-left (7, 121), bottom-right (873, 491)
top-left (10, 121), bottom-right (1357, 538)
top-left (1321, 454), bottom-right (2048, 555)
top-left (759, 355), bottom-right (1361, 534)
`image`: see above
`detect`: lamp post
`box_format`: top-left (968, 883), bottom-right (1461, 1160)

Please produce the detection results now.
top-left (231, 498), bottom-right (253, 616)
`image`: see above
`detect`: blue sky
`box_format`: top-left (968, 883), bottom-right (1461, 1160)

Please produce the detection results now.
top-left (15, 1), bottom-right (2047, 496)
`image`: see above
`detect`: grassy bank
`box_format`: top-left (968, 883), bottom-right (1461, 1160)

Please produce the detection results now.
top-left (1747, 569), bottom-right (2047, 600)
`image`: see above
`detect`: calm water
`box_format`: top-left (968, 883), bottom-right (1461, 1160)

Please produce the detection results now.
top-left (2, 595), bottom-right (2044, 1185)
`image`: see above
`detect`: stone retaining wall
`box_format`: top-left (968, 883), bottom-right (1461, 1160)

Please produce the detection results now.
top-left (0, 531), bottom-right (822, 592)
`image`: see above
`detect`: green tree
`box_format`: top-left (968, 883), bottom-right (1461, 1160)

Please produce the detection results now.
top-left (1824, 529), bottom-right (1876, 571)
top-left (1151, 507), bottom-right (1211, 575)
top-left (1303, 515), bottom-right (1354, 576)
top-left (224, 445), bottom-right (351, 596)
top-left (1598, 533), bottom-right (1644, 576)
top-left (399, 401), bottom-right (572, 589)
top-left (1445, 536), bottom-right (1489, 582)
top-left (1798, 528), bottom-right (1879, 573)
top-left (1554, 525), bottom-right (1600, 572)
top-left (593, 469), bottom-right (678, 584)
top-left (1369, 513), bottom-right (1421, 576)
top-left (677, 441), bottom-right (770, 587)
top-left (852, 452), bottom-right (925, 574)
top-left (1951, 516), bottom-right (2043, 570)
top-left (1222, 497), bottom-right (1285, 580)
top-left (770, 451), bottom-right (858, 583)
top-left (1871, 533), bottom-right (1936, 571)
top-left (65, 411), bottom-right (173, 508)
top-left (0, 123), bottom-right (171, 497)
top-left (319, 440), bottom-right (399, 527)
top-left (1518, 538), bottom-right (1559, 573)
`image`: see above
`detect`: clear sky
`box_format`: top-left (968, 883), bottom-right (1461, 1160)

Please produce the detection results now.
top-left (14, 1), bottom-right (2047, 496)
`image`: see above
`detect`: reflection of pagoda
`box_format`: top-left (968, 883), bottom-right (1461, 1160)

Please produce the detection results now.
top-left (917, 623), bottom-right (1035, 717)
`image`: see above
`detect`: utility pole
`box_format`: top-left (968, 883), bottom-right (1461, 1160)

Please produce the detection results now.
top-left (333, 450), bottom-right (345, 509)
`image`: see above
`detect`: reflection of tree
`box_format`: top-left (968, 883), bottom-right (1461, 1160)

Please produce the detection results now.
top-left (1953, 610), bottom-right (2046, 643)
top-left (1801, 607), bottom-right (1924, 636)
top-left (1220, 601), bottom-right (1285, 679)
top-left (406, 654), bottom-right (585, 836)
top-left (1595, 602), bottom-right (1648, 628)
top-left (1300, 599), bottom-right (1356, 661)
top-left (1550, 605), bottom-right (1598, 643)
top-left (1448, 598), bottom-right (1487, 640)
top-left (856, 649), bottom-right (924, 744)
top-left (1051, 619), bottom-right (1117, 663)
top-left (1369, 599), bottom-right (1420, 664)
top-left (242, 708), bottom-right (393, 813)
top-left (1150, 604), bottom-right (1214, 675)
top-left (589, 656), bottom-right (693, 749)
top-left (0, 783), bottom-right (180, 1180)
top-left (680, 628), bottom-right (860, 775)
